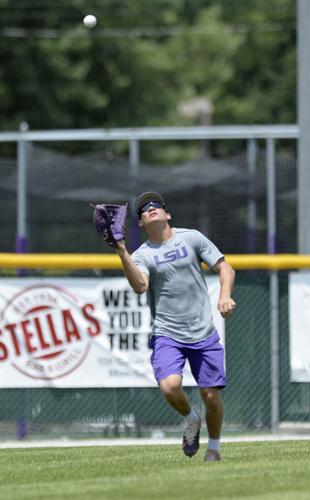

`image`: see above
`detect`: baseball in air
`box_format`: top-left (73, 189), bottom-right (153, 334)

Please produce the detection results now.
top-left (83, 15), bottom-right (97, 28)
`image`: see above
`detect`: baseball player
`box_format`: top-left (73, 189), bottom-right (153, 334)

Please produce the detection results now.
top-left (115, 191), bottom-right (236, 462)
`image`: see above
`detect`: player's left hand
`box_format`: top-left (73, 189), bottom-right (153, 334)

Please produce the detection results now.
top-left (217, 297), bottom-right (236, 318)
top-left (90, 203), bottom-right (127, 248)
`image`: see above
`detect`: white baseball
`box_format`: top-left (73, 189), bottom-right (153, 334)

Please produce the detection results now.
top-left (83, 15), bottom-right (97, 28)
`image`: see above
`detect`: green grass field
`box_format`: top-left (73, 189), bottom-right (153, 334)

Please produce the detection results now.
top-left (0, 440), bottom-right (310, 500)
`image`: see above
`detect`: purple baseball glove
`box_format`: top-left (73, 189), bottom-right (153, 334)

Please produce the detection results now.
top-left (90, 203), bottom-right (127, 248)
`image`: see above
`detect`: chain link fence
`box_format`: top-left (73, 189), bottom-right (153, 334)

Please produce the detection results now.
top-left (0, 136), bottom-right (297, 255)
top-left (0, 128), bottom-right (308, 441)
top-left (0, 272), bottom-right (309, 441)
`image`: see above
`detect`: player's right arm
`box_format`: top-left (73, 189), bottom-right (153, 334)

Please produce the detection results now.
top-left (116, 240), bottom-right (149, 294)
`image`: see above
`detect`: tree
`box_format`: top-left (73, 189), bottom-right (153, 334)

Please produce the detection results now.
top-left (0, 0), bottom-right (297, 137)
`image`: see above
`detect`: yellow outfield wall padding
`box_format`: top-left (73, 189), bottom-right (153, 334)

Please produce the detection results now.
top-left (0, 253), bottom-right (123, 270)
top-left (1, 253), bottom-right (310, 270)
top-left (223, 254), bottom-right (310, 270)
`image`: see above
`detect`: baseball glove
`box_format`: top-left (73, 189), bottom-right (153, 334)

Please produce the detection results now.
top-left (90, 203), bottom-right (127, 248)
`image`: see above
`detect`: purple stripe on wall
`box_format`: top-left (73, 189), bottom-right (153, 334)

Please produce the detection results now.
top-left (15, 235), bottom-right (27, 276)
top-left (130, 215), bottom-right (140, 252)
top-left (247, 227), bottom-right (257, 254)
top-left (15, 235), bottom-right (27, 254)
top-left (268, 233), bottom-right (277, 254)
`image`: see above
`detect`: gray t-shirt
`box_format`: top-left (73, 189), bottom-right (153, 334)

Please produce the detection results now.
top-left (132, 228), bottom-right (224, 343)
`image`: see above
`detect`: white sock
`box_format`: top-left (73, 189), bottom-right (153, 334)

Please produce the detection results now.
top-left (185, 408), bottom-right (199, 424)
top-left (208, 438), bottom-right (220, 451)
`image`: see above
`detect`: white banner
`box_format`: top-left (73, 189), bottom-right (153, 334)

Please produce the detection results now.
top-left (0, 277), bottom-right (224, 388)
top-left (289, 272), bottom-right (310, 382)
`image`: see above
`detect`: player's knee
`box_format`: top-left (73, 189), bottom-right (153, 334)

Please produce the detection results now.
top-left (201, 389), bottom-right (222, 410)
top-left (160, 375), bottom-right (182, 396)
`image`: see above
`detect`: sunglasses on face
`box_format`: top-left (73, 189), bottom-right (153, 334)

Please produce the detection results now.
top-left (139, 201), bottom-right (164, 215)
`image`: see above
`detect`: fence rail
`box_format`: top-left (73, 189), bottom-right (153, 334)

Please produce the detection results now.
top-left (0, 124), bottom-right (300, 142)
top-left (1, 253), bottom-right (310, 270)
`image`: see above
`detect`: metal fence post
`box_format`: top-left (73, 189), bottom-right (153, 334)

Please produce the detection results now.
top-left (266, 137), bottom-right (280, 433)
top-left (16, 122), bottom-right (29, 439)
top-left (129, 138), bottom-right (140, 251)
top-left (16, 122), bottom-right (29, 254)
top-left (270, 270), bottom-right (279, 433)
top-left (247, 138), bottom-right (257, 253)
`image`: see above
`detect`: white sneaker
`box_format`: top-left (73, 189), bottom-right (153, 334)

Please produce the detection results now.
top-left (182, 416), bottom-right (201, 457)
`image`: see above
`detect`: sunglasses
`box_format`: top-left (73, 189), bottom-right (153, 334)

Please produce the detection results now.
top-left (139, 201), bottom-right (164, 215)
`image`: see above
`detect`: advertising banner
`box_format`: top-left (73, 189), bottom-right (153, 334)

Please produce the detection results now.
top-left (0, 277), bottom-right (224, 387)
top-left (289, 272), bottom-right (310, 382)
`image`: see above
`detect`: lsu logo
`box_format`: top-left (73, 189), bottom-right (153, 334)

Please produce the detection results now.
top-left (154, 246), bottom-right (188, 266)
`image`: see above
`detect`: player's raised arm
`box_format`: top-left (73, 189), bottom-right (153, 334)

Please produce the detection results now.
top-left (90, 201), bottom-right (148, 294)
top-left (115, 240), bottom-right (149, 294)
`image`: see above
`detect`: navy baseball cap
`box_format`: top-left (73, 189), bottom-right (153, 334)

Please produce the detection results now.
top-left (135, 192), bottom-right (166, 215)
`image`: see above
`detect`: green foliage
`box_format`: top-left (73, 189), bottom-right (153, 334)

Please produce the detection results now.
top-left (215, 0), bottom-right (296, 124)
top-left (0, 0), bottom-right (297, 134)
top-left (168, 5), bottom-right (243, 113)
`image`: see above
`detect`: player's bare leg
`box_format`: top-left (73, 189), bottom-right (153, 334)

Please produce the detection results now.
top-left (200, 387), bottom-right (223, 461)
top-left (160, 374), bottom-right (201, 457)
top-left (200, 387), bottom-right (223, 438)
top-left (159, 374), bottom-right (190, 415)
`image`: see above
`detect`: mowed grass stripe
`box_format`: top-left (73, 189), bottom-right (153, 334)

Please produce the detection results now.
top-left (0, 441), bottom-right (309, 500)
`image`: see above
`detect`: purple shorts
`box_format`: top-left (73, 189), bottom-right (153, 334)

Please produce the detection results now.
top-left (149, 330), bottom-right (226, 388)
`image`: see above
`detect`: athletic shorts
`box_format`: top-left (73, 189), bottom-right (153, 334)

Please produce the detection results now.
top-left (149, 330), bottom-right (226, 388)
